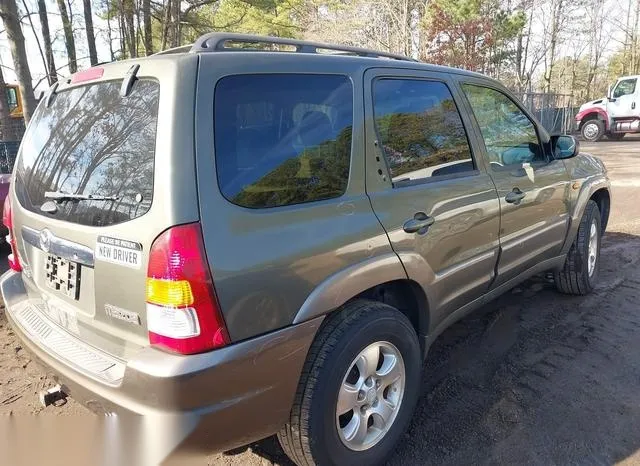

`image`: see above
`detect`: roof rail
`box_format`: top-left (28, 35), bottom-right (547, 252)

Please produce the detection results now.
top-left (153, 45), bottom-right (193, 56)
top-left (190, 33), bottom-right (416, 62)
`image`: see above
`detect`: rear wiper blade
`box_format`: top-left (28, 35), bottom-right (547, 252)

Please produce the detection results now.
top-left (44, 191), bottom-right (119, 202)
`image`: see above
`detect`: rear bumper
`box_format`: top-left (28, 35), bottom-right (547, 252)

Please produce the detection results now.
top-left (1, 270), bottom-right (322, 456)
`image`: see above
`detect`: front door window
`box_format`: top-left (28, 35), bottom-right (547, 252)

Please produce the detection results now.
top-left (613, 78), bottom-right (637, 99)
top-left (461, 84), bottom-right (544, 167)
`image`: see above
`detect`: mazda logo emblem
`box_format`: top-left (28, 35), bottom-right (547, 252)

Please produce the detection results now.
top-left (39, 229), bottom-right (52, 253)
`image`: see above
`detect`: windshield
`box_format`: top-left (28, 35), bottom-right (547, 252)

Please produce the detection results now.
top-left (14, 79), bottom-right (159, 226)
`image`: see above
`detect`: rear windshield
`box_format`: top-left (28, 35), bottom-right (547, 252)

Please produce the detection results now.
top-left (14, 79), bottom-right (159, 226)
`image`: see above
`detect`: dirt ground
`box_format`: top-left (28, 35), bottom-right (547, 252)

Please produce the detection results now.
top-left (1, 136), bottom-right (640, 465)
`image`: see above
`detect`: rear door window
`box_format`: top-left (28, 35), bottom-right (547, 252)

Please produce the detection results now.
top-left (372, 78), bottom-right (474, 185)
top-left (214, 74), bottom-right (353, 209)
top-left (14, 80), bottom-right (160, 226)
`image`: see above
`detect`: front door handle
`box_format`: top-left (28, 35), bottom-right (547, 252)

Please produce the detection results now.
top-left (505, 188), bottom-right (526, 205)
top-left (403, 212), bottom-right (435, 234)
top-left (633, 101), bottom-right (636, 110)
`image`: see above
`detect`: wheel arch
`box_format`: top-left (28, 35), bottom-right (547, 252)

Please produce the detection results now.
top-left (590, 188), bottom-right (610, 232)
top-left (345, 279), bottom-right (429, 356)
top-left (292, 253), bottom-right (430, 357)
top-left (561, 179), bottom-right (611, 255)
top-left (577, 108), bottom-right (609, 130)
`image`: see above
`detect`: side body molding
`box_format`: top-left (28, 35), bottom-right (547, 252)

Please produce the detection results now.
top-left (292, 253), bottom-right (408, 324)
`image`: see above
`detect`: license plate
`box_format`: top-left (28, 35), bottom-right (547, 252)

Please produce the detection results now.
top-left (45, 254), bottom-right (81, 300)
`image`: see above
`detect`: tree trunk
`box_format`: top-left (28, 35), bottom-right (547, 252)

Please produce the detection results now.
top-left (521, 6), bottom-right (534, 91)
top-left (161, 0), bottom-right (172, 50)
top-left (171, 0), bottom-right (180, 47)
top-left (106, 9), bottom-right (115, 61)
top-left (570, 58), bottom-right (578, 99)
top-left (516, 33), bottom-right (523, 90)
top-left (0, 0), bottom-right (37, 123)
top-left (136, 0), bottom-right (142, 54)
top-left (633, 0), bottom-right (640, 73)
top-left (83, 0), bottom-right (98, 66)
top-left (623, 0), bottom-right (633, 74)
top-left (545, 0), bottom-right (564, 93)
top-left (118, 7), bottom-right (126, 57)
top-left (57, 0), bottom-right (77, 73)
top-left (37, 0), bottom-right (57, 84)
top-left (124, 0), bottom-right (137, 57)
top-left (20, 0), bottom-right (49, 87)
top-left (0, 66), bottom-right (17, 141)
top-left (143, 0), bottom-right (153, 55)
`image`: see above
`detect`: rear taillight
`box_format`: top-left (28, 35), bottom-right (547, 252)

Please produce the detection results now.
top-left (146, 223), bottom-right (229, 354)
top-left (3, 193), bottom-right (21, 272)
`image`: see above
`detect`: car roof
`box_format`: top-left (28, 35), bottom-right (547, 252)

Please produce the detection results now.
top-left (151, 32), bottom-right (494, 83)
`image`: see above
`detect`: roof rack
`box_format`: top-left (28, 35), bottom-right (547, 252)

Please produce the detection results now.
top-left (153, 45), bottom-right (193, 56)
top-left (190, 33), bottom-right (416, 62)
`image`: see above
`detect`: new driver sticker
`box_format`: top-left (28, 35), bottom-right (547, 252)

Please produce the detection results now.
top-left (95, 236), bottom-right (142, 269)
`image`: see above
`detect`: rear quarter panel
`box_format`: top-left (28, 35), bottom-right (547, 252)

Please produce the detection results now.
top-left (194, 55), bottom-right (399, 341)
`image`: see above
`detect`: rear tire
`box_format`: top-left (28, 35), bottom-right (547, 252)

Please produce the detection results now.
top-left (606, 132), bottom-right (625, 141)
top-left (580, 119), bottom-right (604, 142)
top-left (554, 200), bottom-right (601, 295)
top-left (278, 300), bottom-right (421, 466)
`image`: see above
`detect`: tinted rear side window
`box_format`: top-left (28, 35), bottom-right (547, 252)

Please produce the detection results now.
top-left (214, 74), bottom-right (353, 209)
top-left (373, 79), bottom-right (473, 185)
top-left (15, 80), bottom-right (159, 226)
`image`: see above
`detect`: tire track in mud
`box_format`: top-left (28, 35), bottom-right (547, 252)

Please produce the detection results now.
top-left (390, 232), bottom-right (640, 465)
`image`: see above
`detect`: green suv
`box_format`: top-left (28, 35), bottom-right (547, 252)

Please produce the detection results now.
top-left (1, 33), bottom-right (610, 465)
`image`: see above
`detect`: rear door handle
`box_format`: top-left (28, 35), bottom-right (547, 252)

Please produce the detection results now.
top-left (505, 188), bottom-right (526, 205)
top-left (403, 212), bottom-right (435, 234)
top-left (633, 102), bottom-right (636, 109)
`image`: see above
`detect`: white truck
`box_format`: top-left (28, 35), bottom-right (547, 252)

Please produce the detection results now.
top-left (575, 75), bottom-right (640, 141)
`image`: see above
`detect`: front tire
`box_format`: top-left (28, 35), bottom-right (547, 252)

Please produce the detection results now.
top-left (278, 300), bottom-right (421, 466)
top-left (554, 200), bottom-right (601, 295)
top-left (581, 119), bottom-right (604, 142)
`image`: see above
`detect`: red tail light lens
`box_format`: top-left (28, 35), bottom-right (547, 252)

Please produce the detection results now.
top-left (146, 223), bottom-right (229, 354)
top-left (3, 193), bottom-right (22, 272)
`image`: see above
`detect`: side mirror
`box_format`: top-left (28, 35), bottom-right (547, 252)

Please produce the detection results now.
top-left (607, 85), bottom-right (612, 99)
top-left (552, 135), bottom-right (579, 159)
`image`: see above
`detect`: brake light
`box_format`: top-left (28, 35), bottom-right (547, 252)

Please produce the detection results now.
top-left (70, 67), bottom-right (104, 84)
top-left (146, 223), bottom-right (229, 354)
top-left (3, 193), bottom-right (21, 272)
